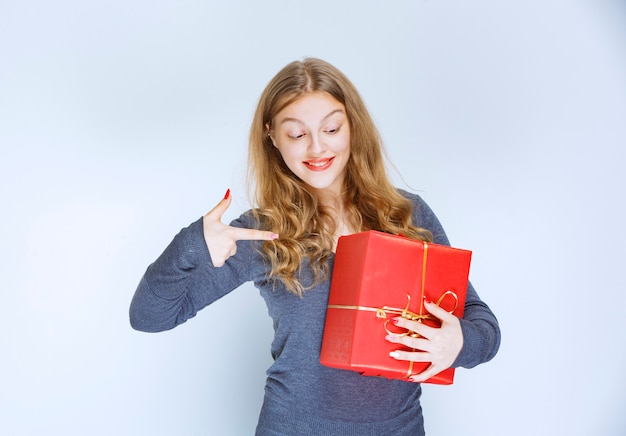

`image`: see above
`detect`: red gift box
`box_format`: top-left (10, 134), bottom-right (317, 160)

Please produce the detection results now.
top-left (320, 230), bottom-right (471, 384)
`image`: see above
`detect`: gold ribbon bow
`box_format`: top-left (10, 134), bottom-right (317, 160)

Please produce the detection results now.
top-left (376, 291), bottom-right (458, 336)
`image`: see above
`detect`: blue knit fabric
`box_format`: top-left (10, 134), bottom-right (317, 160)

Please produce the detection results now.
top-left (130, 190), bottom-right (501, 435)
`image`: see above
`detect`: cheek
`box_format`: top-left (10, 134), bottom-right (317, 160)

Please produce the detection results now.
top-left (274, 145), bottom-right (299, 167)
top-left (332, 132), bottom-right (351, 154)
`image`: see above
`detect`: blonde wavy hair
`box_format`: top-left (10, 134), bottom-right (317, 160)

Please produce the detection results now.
top-left (248, 58), bottom-right (432, 296)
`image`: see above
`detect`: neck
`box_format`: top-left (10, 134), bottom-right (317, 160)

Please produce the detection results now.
top-left (310, 187), bottom-right (354, 251)
top-left (314, 188), bottom-right (343, 209)
top-left (318, 192), bottom-right (354, 251)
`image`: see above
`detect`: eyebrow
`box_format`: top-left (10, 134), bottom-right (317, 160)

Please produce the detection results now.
top-left (279, 109), bottom-right (345, 126)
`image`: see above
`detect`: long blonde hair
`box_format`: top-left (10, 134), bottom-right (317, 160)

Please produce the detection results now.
top-left (248, 58), bottom-right (432, 296)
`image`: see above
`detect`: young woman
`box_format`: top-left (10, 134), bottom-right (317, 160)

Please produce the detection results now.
top-left (130, 58), bottom-right (501, 435)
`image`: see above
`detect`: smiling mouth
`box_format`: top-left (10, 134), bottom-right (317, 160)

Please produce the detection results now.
top-left (304, 157), bottom-right (334, 169)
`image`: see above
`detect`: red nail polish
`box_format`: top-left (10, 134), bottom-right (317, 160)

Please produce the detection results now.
top-left (392, 318), bottom-right (400, 325)
top-left (224, 189), bottom-right (231, 200)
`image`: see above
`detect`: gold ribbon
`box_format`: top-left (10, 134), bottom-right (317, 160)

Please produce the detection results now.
top-left (327, 290), bottom-right (458, 336)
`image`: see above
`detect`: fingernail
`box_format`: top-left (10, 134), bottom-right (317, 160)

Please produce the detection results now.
top-left (423, 296), bottom-right (432, 304)
top-left (385, 334), bottom-right (396, 342)
top-left (224, 189), bottom-right (231, 200)
top-left (389, 351), bottom-right (401, 359)
top-left (391, 317), bottom-right (400, 325)
top-left (270, 233), bottom-right (279, 240)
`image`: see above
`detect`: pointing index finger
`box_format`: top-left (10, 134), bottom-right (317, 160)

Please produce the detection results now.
top-left (231, 226), bottom-right (279, 241)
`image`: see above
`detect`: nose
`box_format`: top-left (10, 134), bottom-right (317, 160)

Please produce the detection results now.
top-left (308, 134), bottom-right (326, 154)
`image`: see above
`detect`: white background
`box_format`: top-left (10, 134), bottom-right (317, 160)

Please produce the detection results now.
top-left (1, 1), bottom-right (625, 435)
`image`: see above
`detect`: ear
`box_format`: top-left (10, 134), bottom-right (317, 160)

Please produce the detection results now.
top-left (265, 123), bottom-right (277, 147)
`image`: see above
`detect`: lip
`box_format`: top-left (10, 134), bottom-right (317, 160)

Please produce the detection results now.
top-left (303, 157), bottom-right (335, 171)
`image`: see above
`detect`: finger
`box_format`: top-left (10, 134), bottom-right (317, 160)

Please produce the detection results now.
top-left (230, 226), bottom-right (279, 242)
top-left (205, 189), bottom-right (233, 222)
top-left (386, 334), bottom-right (432, 352)
top-left (392, 317), bottom-right (438, 340)
top-left (408, 364), bottom-right (444, 383)
top-left (423, 299), bottom-right (456, 322)
top-left (388, 349), bottom-right (431, 363)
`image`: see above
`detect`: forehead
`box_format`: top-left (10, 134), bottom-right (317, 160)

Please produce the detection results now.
top-left (274, 92), bottom-right (345, 125)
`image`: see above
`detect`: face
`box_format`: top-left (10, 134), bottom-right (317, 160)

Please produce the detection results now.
top-left (269, 92), bottom-right (351, 198)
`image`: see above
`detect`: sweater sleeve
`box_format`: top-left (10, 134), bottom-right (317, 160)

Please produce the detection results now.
top-left (406, 191), bottom-right (501, 369)
top-left (129, 214), bottom-right (260, 332)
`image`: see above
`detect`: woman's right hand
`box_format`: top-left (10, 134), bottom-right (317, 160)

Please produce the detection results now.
top-left (202, 189), bottom-right (279, 267)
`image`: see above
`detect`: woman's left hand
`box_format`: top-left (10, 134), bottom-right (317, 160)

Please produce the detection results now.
top-left (386, 299), bottom-right (464, 383)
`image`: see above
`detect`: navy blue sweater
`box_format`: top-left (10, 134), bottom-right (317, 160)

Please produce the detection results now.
top-left (130, 191), bottom-right (500, 435)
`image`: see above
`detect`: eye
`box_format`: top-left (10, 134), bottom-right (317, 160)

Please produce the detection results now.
top-left (288, 132), bottom-right (306, 139)
top-left (325, 126), bottom-right (340, 135)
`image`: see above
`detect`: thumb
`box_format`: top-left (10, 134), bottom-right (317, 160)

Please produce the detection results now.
top-left (205, 188), bottom-right (232, 222)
